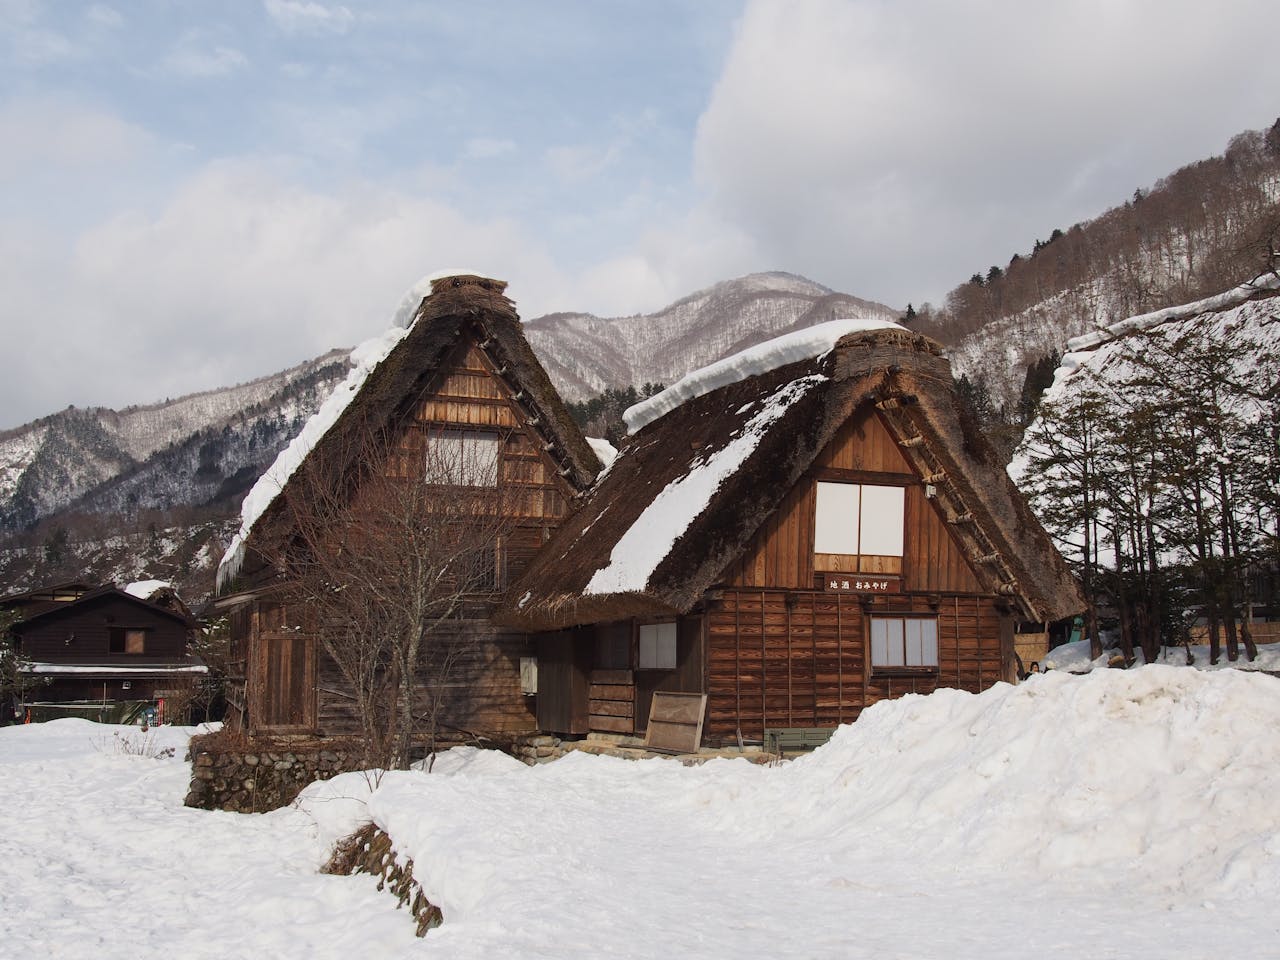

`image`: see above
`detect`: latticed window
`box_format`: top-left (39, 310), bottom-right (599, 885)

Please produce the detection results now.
top-left (424, 430), bottom-right (500, 486)
top-left (869, 616), bottom-right (938, 669)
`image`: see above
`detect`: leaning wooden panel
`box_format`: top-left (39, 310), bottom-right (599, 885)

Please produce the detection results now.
top-left (644, 692), bottom-right (707, 753)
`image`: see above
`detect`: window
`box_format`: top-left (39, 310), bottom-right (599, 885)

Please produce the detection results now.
top-left (637, 621), bottom-right (677, 670)
top-left (423, 430), bottom-right (500, 486)
top-left (870, 616), bottom-right (938, 670)
top-left (814, 481), bottom-right (905, 572)
top-left (109, 628), bottom-right (147, 655)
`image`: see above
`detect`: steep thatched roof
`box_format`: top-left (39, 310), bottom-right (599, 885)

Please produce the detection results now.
top-left (498, 325), bottom-right (1083, 631)
top-left (218, 274), bottom-right (602, 593)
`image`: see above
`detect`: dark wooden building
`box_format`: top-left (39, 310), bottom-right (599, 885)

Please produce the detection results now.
top-left (498, 324), bottom-right (1085, 744)
top-left (2, 582), bottom-right (205, 722)
top-left (212, 274), bottom-right (602, 740)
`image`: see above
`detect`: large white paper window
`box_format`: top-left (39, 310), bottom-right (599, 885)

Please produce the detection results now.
top-left (814, 481), bottom-right (904, 558)
top-left (638, 621), bottom-right (678, 670)
top-left (814, 482), bottom-right (861, 554)
top-left (871, 616), bottom-right (938, 669)
top-left (425, 430), bottom-right (499, 486)
top-left (859, 485), bottom-right (905, 556)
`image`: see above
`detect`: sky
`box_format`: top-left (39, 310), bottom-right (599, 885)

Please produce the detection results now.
top-left (2, 0), bottom-right (1277, 429)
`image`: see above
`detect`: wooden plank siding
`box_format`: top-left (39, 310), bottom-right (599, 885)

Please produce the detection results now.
top-left (705, 590), bottom-right (1008, 742)
top-left (725, 407), bottom-right (983, 595)
top-left (705, 407), bottom-right (1009, 743)
top-left (237, 332), bottom-right (579, 739)
top-left (317, 619), bottom-right (537, 739)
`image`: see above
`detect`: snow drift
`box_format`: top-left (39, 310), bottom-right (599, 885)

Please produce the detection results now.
top-left (326, 667), bottom-right (1280, 957)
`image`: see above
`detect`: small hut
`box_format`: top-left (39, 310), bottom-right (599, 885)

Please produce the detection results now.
top-left (498, 320), bottom-right (1084, 745)
top-left (2, 582), bottom-right (205, 723)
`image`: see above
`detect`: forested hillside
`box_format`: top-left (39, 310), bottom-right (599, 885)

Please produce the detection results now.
top-left (916, 119), bottom-right (1280, 447)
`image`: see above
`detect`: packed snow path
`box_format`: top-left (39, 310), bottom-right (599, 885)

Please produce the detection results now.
top-left (4, 667), bottom-right (1280, 959)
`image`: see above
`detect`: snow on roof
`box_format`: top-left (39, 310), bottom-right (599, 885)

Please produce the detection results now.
top-left (123, 580), bottom-right (170, 600)
top-left (22, 663), bottom-right (209, 675)
top-left (217, 270), bottom-right (485, 592)
top-left (388, 268), bottom-right (486, 329)
top-left (1054, 272), bottom-right (1280, 388)
top-left (622, 317), bottom-right (904, 435)
top-left (585, 375), bottom-right (826, 596)
top-left (585, 437), bottom-right (617, 471)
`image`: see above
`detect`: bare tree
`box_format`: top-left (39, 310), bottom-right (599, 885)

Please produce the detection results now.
top-left (267, 415), bottom-right (516, 769)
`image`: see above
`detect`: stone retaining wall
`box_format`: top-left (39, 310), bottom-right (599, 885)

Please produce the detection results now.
top-left (185, 740), bottom-right (364, 813)
top-left (325, 823), bottom-right (441, 937)
top-left (511, 733), bottom-right (566, 764)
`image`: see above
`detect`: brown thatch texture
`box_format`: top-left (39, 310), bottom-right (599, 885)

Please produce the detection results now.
top-left (232, 274), bottom-right (601, 588)
top-left (499, 326), bottom-right (1083, 631)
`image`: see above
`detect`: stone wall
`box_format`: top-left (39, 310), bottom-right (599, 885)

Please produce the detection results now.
top-left (511, 733), bottom-right (566, 764)
top-left (185, 739), bottom-right (364, 813)
top-left (324, 823), bottom-right (441, 937)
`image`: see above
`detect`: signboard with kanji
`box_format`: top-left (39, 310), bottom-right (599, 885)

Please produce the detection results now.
top-left (823, 576), bottom-right (902, 594)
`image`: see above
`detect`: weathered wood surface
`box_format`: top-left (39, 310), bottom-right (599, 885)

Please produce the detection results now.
top-left (706, 589), bottom-right (1007, 741)
top-left (589, 669), bottom-right (634, 733)
top-left (725, 408), bottom-right (982, 594)
top-left (645, 692), bottom-right (707, 753)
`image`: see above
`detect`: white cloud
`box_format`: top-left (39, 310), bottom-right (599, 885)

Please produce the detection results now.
top-left (263, 0), bottom-right (355, 35)
top-left (693, 0), bottom-right (1280, 306)
top-left (462, 137), bottom-right (516, 160)
top-left (85, 4), bottom-right (123, 29)
top-left (545, 142), bottom-right (621, 183)
top-left (0, 98), bottom-right (155, 179)
top-left (11, 27), bottom-right (79, 64)
top-left (161, 43), bottom-right (248, 78)
top-left (0, 152), bottom-right (579, 427)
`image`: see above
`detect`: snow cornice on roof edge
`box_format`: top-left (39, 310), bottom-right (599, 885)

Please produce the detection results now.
top-left (1054, 272), bottom-right (1280, 389)
top-left (216, 269), bottom-right (490, 593)
top-left (622, 317), bottom-right (906, 435)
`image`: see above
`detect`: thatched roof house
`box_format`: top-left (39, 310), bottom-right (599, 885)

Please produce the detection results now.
top-left (213, 273), bottom-right (603, 739)
top-left (498, 320), bottom-right (1083, 743)
top-left (501, 322), bottom-right (1082, 631)
top-left (218, 274), bottom-right (601, 593)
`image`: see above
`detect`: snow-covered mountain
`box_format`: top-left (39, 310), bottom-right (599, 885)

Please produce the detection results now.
top-left (0, 273), bottom-right (896, 600)
top-left (0, 350), bottom-right (351, 532)
top-left (524, 271), bottom-right (900, 401)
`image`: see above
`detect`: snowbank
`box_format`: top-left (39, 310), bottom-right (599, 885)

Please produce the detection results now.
top-left (7, 672), bottom-right (1280, 958)
top-left (357, 667), bottom-right (1280, 957)
top-left (1044, 638), bottom-right (1280, 673)
top-left (622, 317), bottom-right (903, 434)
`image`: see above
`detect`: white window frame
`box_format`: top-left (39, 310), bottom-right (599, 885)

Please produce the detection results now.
top-left (637, 621), bottom-right (678, 670)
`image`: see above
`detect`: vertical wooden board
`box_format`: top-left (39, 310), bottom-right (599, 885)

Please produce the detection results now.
top-left (902, 485), bottom-right (984, 594)
top-left (814, 408), bottom-right (913, 474)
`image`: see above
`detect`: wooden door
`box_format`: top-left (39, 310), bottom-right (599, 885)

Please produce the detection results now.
top-left (634, 615), bottom-right (705, 736)
top-left (536, 631), bottom-right (590, 734)
top-left (251, 632), bottom-right (316, 734)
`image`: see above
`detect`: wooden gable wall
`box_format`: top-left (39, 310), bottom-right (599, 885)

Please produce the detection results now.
top-left (722, 406), bottom-right (983, 594)
top-left (237, 331), bottom-right (580, 739)
top-left (389, 336), bottom-right (579, 584)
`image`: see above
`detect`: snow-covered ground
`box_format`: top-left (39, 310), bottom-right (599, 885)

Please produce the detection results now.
top-left (1044, 637), bottom-right (1280, 673)
top-left (5, 668), bottom-right (1280, 958)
